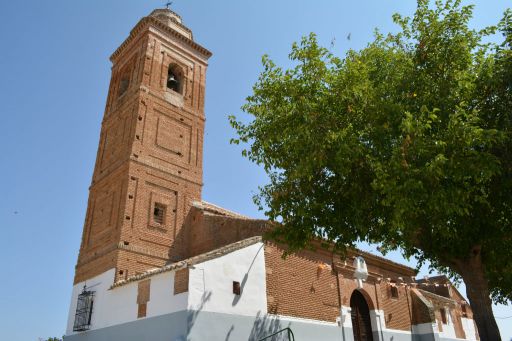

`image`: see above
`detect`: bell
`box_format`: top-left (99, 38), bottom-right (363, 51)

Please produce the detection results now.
top-left (168, 74), bottom-right (177, 83)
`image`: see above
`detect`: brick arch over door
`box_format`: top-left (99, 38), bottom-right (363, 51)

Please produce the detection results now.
top-left (350, 289), bottom-right (374, 341)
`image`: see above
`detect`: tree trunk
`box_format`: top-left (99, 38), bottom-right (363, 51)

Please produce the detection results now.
top-left (458, 247), bottom-right (501, 341)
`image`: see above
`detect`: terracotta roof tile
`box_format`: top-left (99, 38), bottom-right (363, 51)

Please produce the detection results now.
top-left (111, 236), bottom-right (262, 289)
top-left (192, 200), bottom-right (250, 219)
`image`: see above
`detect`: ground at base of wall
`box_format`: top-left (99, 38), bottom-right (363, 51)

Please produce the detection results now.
top-left (64, 310), bottom-right (468, 341)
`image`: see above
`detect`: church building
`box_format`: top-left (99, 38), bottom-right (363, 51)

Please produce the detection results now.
top-left (64, 8), bottom-right (479, 341)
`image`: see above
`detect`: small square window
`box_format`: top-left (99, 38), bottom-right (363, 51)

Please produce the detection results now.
top-left (153, 203), bottom-right (166, 225)
top-left (233, 281), bottom-right (241, 295)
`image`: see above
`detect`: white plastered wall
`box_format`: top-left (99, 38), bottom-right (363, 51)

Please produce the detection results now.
top-left (461, 317), bottom-right (478, 340)
top-left (188, 242), bottom-right (268, 316)
top-left (147, 271), bottom-right (188, 317)
top-left (66, 268), bottom-right (188, 335)
top-left (412, 322), bottom-right (437, 335)
top-left (440, 309), bottom-right (457, 338)
top-left (370, 309), bottom-right (386, 337)
top-left (338, 306), bottom-right (353, 329)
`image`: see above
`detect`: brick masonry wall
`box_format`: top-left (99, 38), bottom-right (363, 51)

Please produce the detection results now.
top-left (379, 283), bottom-right (413, 330)
top-left (410, 289), bottom-right (435, 325)
top-left (264, 242), bottom-right (341, 322)
top-left (74, 12), bottom-right (210, 285)
top-left (183, 211), bottom-right (268, 259)
top-left (264, 242), bottom-right (416, 331)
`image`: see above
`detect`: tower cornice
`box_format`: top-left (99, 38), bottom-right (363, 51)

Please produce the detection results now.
top-left (110, 16), bottom-right (212, 63)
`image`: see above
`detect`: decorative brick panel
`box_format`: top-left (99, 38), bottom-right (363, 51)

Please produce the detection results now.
top-left (174, 268), bottom-right (189, 294)
top-left (137, 279), bottom-right (151, 304)
top-left (137, 303), bottom-right (147, 318)
top-left (137, 279), bottom-right (151, 318)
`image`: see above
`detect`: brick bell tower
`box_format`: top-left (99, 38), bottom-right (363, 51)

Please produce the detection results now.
top-left (74, 8), bottom-right (212, 284)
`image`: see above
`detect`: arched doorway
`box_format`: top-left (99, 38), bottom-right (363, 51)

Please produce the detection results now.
top-left (350, 290), bottom-right (374, 341)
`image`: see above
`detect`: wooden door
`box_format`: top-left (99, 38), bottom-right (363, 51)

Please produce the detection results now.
top-left (350, 290), bottom-right (374, 341)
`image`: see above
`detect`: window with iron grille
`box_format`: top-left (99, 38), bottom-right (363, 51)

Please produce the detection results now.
top-left (153, 203), bottom-right (166, 225)
top-left (73, 287), bottom-right (95, 332)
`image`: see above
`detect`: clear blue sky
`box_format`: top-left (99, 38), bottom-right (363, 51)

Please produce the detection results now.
top-left (0, 1), bottom-right (510, 340)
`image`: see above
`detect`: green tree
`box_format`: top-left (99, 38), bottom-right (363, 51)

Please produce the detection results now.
top-left (230, 1), bottom-right (511, 340)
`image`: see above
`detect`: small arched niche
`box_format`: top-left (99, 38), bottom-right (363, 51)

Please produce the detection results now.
top-left (167, 63), bottom-right (184, 94)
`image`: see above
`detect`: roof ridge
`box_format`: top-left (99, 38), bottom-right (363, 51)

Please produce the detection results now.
top-left (192, 200), bottom-right (251, 219)
top-left (417, 288), bottom-right (458, 305)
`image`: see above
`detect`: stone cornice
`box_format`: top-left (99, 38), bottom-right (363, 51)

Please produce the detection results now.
top-left (110, 16), bottom-right (212, 63)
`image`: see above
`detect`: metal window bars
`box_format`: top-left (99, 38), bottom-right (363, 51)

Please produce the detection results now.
top-left (73, 286), bottom-right (95, 332)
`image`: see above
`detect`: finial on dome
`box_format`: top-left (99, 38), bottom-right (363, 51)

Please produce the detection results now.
top-left (165, 1), bottom-right (173, 10)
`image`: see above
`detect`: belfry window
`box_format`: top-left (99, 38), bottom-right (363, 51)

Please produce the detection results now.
top-left (73, 286), bottom-right (95, 332)
top-left (153, 203), bottom-right (166, 225)
top-left (167, 64), bottom-right (183, 94)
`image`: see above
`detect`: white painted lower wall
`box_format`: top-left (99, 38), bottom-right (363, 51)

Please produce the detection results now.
top-left (412, 322), bottom-right (437, 335)
top-left (188, 242), bottom-right (268, 317)
top-left (439, 320), bottom-right (457, 339)
top-left (146, 271), bottom-right (188, 318)
top-left (339, 306), bottom-right (353, 328)
top-left (66, 268), bottom-right (188, 336)
top-left (461, 317), bottom-right (478, 340)
top-left (66, 269), bottom-right (118, 335)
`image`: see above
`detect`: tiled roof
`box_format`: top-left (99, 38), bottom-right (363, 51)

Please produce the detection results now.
top-left (415, 274), bottom-right (450, 284)
top-left (192, 200), bottom-right (251, 219)
top-left (111, 236), bottom-right (262, 289)
top-left (195, 201), bottom-right (415, 274)
top-left (418, 289), bottom-right (458, 306)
